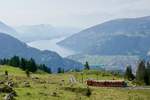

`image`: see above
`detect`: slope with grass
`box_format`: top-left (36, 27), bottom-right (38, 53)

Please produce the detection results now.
top-left (0, 65), bottom-right (150, 100)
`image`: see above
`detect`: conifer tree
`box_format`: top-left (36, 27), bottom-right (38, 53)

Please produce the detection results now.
top-left (124, 65), bottom-right (135, 81)
top-left (27, 58), bottom-right (37, 72)
top-left (57, 67), bottom-right (64, 73)
top-left (0, 56), bottom-right (51, 73)
top-left (84, 61), bottom-right (90, 70)
top-left (20, 58), bottom-right (27, 70)
top-left (9, 56), bottom-right (20, 67)
top-left (136, 60), bottom-right (146, 83)
top-left (146, 62), bottom-right (150, 85)
top-left (39, 64), bottom-right (52, 74)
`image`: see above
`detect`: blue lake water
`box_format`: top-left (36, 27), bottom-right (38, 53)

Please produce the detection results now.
top-left (27, 37), bottom-right (76, 57)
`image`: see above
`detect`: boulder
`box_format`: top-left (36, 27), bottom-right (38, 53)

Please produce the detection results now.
top-left (7, 81), bottom-right (14, 88)
top-left (0, 85), bottom-right (13, 93)
top-left (4, 92), bottom-right (16, 100)
top-left (23, 81), bottom-right (30, 87)
top-left (0, 80), bottom-right (4, 84)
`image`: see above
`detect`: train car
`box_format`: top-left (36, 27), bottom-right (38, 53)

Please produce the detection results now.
top-left (87, 79), bottom-right (127, 87)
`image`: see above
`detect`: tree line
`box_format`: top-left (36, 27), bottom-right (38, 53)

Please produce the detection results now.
top-left (124, 60), bottom-right (150, 85)
top-left (0, 56), bottom-right (52, 73)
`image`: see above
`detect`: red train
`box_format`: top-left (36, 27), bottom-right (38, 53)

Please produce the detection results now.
top-left (87, 79), bottom-right (127, 87)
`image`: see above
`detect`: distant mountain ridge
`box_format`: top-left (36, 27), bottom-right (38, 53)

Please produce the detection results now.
top-left (0, 21), bottom-right (18, 36)
top-left (0, 32), bottom-right (83, 72)
top-left (15, 24), bottom-right (59, 42)
top-left (15, 24), bottom-right (81, 42)
top-left (0, 21), bottom-right (81, 42)
top-left (58, 16), bottom-right (150, 56)
top-left (67, 54), bottom-right (139, 71)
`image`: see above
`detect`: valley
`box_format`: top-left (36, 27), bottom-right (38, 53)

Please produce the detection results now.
top-left (27, 36), bottom-right (77, 57)
top-left (0, 1), bottom-right (150, 99)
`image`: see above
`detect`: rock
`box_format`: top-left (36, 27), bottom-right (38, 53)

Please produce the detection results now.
top-left (5, 76), bottom-right (9, 80)
top-left (4, 92), bottom-right (15, 100)
top-left (0, 80), bottom-right (4, 84)
top-left (23, 81), bottom-right (30, 87)
top-left (39, 80), bottom-right (46, 84)
top-left (0, 85), bottom-right (13, 93)
top-left (31, 76), bottom-right (39, 80)
top-left (69, 76), bottom-right (77, 84)
top-left (51, 92), bottom-right (57, 97)
top-left (7, 81), bottom-right (14, 88)
top-left (11, 91), bottom-right (17, 97)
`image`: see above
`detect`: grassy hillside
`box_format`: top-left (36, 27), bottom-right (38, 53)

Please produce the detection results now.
top-left (0, 65), bottom-right (150, 100)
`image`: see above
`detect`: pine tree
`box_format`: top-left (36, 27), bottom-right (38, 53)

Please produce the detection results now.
top-left (39, 64), bottom-right (52, 74)
top-left (27, 58), bottom-right (37, 72)
top-left (136, 60), bottom-right (146, 83)
top-left (0, 56), bottom-right (51, 73)
top-left (20, 58), bottom-right (27, 70)
top-left (124, 65), bottom-right (135, 81)
top-left (48, 67), bottom-right (52, 74)
top-left (146, 62), bottom-right (150, 85)
top-left (1, 58), bottom-right (9, 65)
top-left (0, 59), bottom-right (3, 65)
top-left (9, 56), bottom-right (20, 67)
top-left (84, 61), bottom-right (90, 70)
top-left (57, 67), bottom-right (63, 73)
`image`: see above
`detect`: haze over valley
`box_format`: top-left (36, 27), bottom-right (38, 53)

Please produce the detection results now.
top-left (1, 15), bottom-right (150, 71)
top-left (1, 0), bottom-right (150, 100)
top-left (27, 36), bottom-right (77, 57)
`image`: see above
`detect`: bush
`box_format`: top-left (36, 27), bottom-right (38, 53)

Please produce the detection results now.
top-left (5, 70), bottom-right (8, 76)
top-left (25, 70), bottom-right (30, 77)
top-left (85, 87), bottom-right (92, 97)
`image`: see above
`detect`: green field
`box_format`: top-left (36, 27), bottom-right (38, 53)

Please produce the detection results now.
top-left (0, 65), bottom-right (150, 100)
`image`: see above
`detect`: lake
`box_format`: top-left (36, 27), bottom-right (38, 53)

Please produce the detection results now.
top-left (27, 37), bottom-right (76, 57)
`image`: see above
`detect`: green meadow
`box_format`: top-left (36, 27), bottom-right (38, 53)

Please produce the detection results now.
top-left (0, 65), bottom-right (150, 100)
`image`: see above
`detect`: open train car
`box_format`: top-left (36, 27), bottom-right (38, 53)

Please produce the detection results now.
top-left (87, 79), bottom-right (127, 87)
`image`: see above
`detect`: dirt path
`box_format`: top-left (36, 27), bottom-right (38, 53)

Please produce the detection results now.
top-left (124, 86), bottom-right (150, 90)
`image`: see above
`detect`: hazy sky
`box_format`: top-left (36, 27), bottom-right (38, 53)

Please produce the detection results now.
top-left (0, 0), bottom-right (150, 28)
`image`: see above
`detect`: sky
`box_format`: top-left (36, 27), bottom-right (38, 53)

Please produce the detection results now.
top-left (0, 0), bottom-right (150, 28)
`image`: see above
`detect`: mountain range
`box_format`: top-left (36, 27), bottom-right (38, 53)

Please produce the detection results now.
top-left (15, 24), bottom-right (81, 42)
top-left (58, 16), bottom-right (150, 56)
top-left (15, 24), bottom-right (59, 42)
top-left (67, 54), bottom-right (139, 71)
top-left (0, 21), bottom-right (18, 37)
top-left (0, 21), bottom-right (81, 42)
top-left (1, 16), bottom-right (150, 72)
top-left (0, 32), bottom-right (83, 72)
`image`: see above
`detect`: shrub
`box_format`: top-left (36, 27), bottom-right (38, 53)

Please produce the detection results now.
top-left (85, 87), bottom-right (92, 97)
top-left (25, 70), bottom-right (30, 78)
